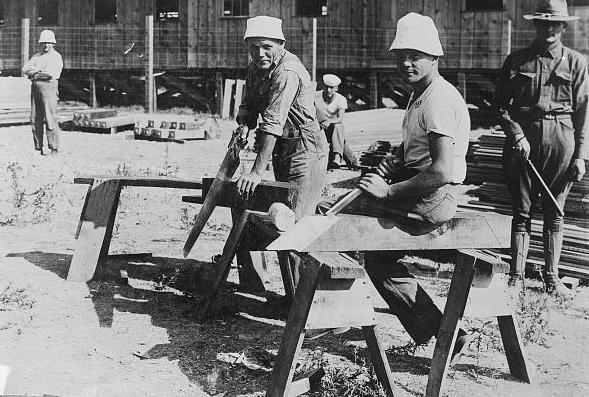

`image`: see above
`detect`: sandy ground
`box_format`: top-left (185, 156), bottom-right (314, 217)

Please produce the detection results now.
top-left (1, 115), bottom-right (589, 397)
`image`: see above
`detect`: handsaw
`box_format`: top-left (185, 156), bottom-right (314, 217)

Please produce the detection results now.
top-left (183, 126), bottom-right (249, 257)
top-left (266, 188), bottom-right (363, 252)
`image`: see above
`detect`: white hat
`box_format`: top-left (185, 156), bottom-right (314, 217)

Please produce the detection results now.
top-left (322, 74), bottom-right (341, 87)
top-left (38, 29), bottom-right (56, 44)
top-left (524, 0), bottom-right (579, 21)
top-left (243, 16), bottom-right (285, 41)
top-left (389, 13), bottom-right (443, 56)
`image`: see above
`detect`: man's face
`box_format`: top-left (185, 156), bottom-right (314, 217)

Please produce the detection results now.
top-left (324, 85), bottom-right (338, 99)
top-left (246, 37), bottom-right (284, 70)
top-left (393, 49), bottom-right (437, 84)
top-left (40, 42), bottom-right (54, 53)
top-left (533, 20), bottom-right (566, 44)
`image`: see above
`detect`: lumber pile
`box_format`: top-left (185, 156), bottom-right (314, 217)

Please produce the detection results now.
top-left (130, 115), bottom-right (214, 143)
top-left (462, 129), bottom-right (589, 280)
top-left (72, 108), bottom-right (137, 133)
top-left (0, 105), bottom-right (89, 127)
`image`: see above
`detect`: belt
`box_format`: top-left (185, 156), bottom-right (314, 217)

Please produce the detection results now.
top-left (513, 110), bottom-right (572, 121)
top-left (541, 113), bottom-right (571, 120)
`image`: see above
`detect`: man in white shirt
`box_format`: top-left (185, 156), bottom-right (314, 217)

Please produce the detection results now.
top-left (321, 13), bottom-right (472, 362)
top-left (22, 29), bottom-right (63, 155)
top-left (315, 74), bottom-right (358, 168)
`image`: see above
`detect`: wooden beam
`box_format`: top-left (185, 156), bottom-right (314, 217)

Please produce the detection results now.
top-left (74, 176), bottom-right (202, 190)
top-left (20, 18), bottom-right (29, 71)
top-left (200, 178), bottom-right (294, 212)
top-left (267, 213), bottom-right (511, 252)
top-left (222, 79), bottom-right (235, 119)
top-left (232, 79), bottom-right (245, 119)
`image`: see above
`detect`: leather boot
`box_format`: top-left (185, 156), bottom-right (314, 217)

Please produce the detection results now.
top-left (543, 230), bottom-right (572, 297)
top-left (508, 232), bottom-right (529, 290)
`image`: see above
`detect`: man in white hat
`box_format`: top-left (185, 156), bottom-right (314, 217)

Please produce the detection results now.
top-left (22, 29), bottom-right (63, 155)
top-left (320, 12), bottom-right (471, 361)
top-left (496, 0), bottom-right (588, 296)
top-left (235, 16), bottom-right (328, 298)
top-left (315, 73), bottom-right (358, 169)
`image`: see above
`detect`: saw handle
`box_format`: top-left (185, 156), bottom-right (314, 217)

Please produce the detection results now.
top-left (324, 188), bottom-right (363, 216)
top-left (526, 159), bottom-right (564, 217)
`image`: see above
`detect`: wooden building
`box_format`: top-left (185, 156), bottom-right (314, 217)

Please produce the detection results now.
top-left (1, 0), bottom-right (588, 109)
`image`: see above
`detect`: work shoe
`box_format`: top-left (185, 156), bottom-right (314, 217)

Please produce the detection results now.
top-left (545, 274), bottom-right (573, 298)
top-left (50, 149), bottom-right (58, 155)
top-left (450, 328), bottom-right (472, 365)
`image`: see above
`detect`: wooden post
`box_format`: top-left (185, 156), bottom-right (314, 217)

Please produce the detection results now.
top-left (457, 72), bottom-right (467, 103)
top-left (145, 14), bottom-right (154, 113)
top-left (21, 18), bottom-right (30, 71)
top-left (312, 17), bottom-right (317, 82)
top-left (221, 79), bottom-right (235, 119)
top-left (89, 75), bottom-right (98, 108)
top-left (215, 71), bottom-right (224, 116)
top-left (507, 19), bottom-right (512, 56)
top-left (369, 70), bottom-right (378, 109)
top-left (233, 79), bottom-right (245, 119)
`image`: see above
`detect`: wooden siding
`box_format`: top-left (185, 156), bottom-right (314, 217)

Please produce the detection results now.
top-left (0, 0), bottom-right (588, 72)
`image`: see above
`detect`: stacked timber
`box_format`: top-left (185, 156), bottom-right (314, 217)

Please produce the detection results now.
top-left (131, 115), bottom-right (214, 143)
top-left (463, 129), bottom-right (589, 280)
top-left (72, 109), bottom-right (137, 133)
top-left (0, 105), bottom-right (88, 127)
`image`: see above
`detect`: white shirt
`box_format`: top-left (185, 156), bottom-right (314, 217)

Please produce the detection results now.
top-left (402, 76), bottom-right (470, 184)
top-left (22, 49), bottom-right (63, 80)
top-left (315, 91), bottom-right (347, 121)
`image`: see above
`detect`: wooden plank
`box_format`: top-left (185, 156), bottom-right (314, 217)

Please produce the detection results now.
top-left (222, 79), bottom-right (235, 119)
top-left (67, 179), bottom-right (123, 282)
top-left (74, 176), bottom-right (202, 190)
top-left (498, 315), bottom-right (532, 383)
top-left (425, 251), bottom-right (476, 397)
top-left (305, 277), bottom-right (376, 330)
top-left (232, 79), bottom-right (245, 119)
top-left (268, 212), bottom-right (511, 252)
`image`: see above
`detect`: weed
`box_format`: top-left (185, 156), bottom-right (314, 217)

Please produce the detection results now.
top-left (180, 207), bottom-right (193, 230)
top-left (113, 162), bottom-right (133, 176)
top-left (1, 162), bottom-right (60, 226)
top-left (516, 290), bottom-right (552, 347)
top-left (0, 283), bottom-right (35, 311)
top-left (160, 144), bottom-right (179, 177)
top-left (153, 268), bottom-right (181, 291)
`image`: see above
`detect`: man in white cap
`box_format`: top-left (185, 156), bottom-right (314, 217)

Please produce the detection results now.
top-left (320, 12), bottom-right (471, 361)
top-left (496, 0), bottom-right (588, 296)
top-left (315, 73), bottom-right (358, 169)
top-left (235, 16), bottom-right (328, 299)
top-left (22, 29), bottom-right (63, 155)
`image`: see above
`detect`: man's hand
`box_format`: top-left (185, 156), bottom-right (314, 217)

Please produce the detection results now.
top-left (376, 154), bottom-right (401, 179)
top-left (357, 173), bottom-right (389, 199)
top-left (569, 159), bottom-right (586, 182)
top-left (320, 120), bottom-right (331, 130)
top-left (513, 135), bottom-right (530, 160)
top-left (236, 171), bottom-right (262, 199)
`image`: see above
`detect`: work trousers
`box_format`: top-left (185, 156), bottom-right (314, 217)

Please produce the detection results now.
top-left (31, 80), bottom-right (60, 151)
top-left (324, 123), bottom-right (355, 164)
top-left (318, 169), bottom-right (458, 344)
top-left (503, 116), bottom-right (575, 234)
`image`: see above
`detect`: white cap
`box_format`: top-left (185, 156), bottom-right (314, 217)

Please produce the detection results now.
top-left (38, 29), bottom-right (56, 44)
top-left (243, 16), bottom-right (285, 41)
top-left (389, 13), bottom-right (443, 56)
top-left (322, 74), bottom-right (341, 87)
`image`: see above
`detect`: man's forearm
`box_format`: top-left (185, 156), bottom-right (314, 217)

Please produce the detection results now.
top-left (387, 167), bottom-right (451, 200)
top-left (251, 134), bottom-right (277, 175)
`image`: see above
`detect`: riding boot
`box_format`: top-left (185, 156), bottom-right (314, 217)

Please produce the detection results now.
top-left (543, 230), bottom-right (572, 297)
top-left (508, 231), bottom-right (529, 290)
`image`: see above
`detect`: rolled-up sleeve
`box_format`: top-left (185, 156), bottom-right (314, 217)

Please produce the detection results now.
top-left (258, 70), bottom-right (300, 137)
top-left (572, 56), bottom-right (589, 160)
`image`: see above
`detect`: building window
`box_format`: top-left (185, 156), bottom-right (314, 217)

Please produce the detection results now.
top-left (0, 0), bottom-right (5, 26)
top-left (465, 0), bottom-right (503, 11)
top-left (296, 0), bottom-right (328, 17)
top-left (157, 0), bottom-right (179, 21)
top-left (223, 0), bottom-right (248, 17)
top-left (37, 0), bottom-right (59, 26)
top-left (95, 0), bottom-right (117, 24)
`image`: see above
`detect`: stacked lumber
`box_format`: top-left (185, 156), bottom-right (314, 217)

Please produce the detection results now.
top-left (462, 129), bottom-right (589, 280)
top-left (130, 115), bottom-right (213, 143)
top-left (0, 105), bottom-right (88, 127)
top-left (72, 109), bottom-right (137, 133)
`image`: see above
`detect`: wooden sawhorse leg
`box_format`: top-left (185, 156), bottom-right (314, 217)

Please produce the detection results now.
top-left (426, 250), bottom-right (532, 397)
top-left (67, 179), bottom-right (123, 282)
top-left (195, 210), bottom-right (250, 321)
top-left (267, 252), bottom-right (397, 397)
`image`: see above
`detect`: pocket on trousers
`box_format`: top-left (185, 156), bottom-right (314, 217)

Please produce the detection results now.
top-left (416, 190), bottom-right (457, 225)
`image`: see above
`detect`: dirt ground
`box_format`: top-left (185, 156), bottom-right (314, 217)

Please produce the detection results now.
top-left (1, 110), bottom-right (589, 397)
